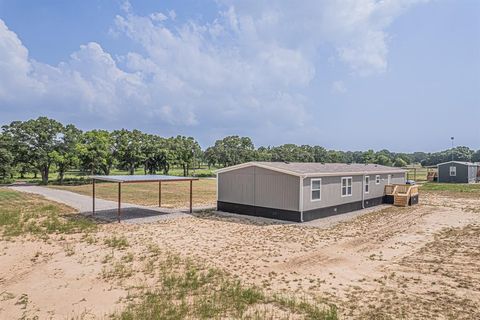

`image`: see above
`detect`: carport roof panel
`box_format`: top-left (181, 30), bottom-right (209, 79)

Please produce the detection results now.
top-left (91, 175), bottom-right (199, 183)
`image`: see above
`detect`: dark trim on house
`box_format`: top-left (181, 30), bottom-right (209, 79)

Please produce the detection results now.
top-left (302, 197), bottom-right (384, 222)
top-left (217, 201), bottom-right (302, 222)
top-left (218, 197), bottom-right (385, 222)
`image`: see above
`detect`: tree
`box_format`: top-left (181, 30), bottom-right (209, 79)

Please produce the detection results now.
top-left (472, 150), bottom-right (480, 163)
top-left (2, 117), bottom-right (64, 184)
top-left (112, 129), bottom-right (145, 175)
top-left (142, 134), bottom-right (171, 174)
top-left (51, 124), bottom-right (82, 183)
top-left (208, 136), bottom-right (255, 167)
top-left (270, 144), bottom-right (314, 162)
top-left (375, 154), bottom-right (392, 166)
top-left (326, 150), bottom-right (345, 163)
top-left (393, 158), bottom-right (407, 167)
top-left (0, 133), bottom-right (13, 180)
top-left (170, 136), bottom-right (201, 176)
top-left (203, 146), bottom-right (219, 168)
top-left (77, 130), bottom-right (114, 175)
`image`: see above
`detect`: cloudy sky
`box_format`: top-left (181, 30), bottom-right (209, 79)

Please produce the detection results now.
top-left (0, 0), bottom-right (479, 152)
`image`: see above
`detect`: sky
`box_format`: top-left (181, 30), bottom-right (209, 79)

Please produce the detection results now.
top-left (0, 0), bottom-right (479, 152)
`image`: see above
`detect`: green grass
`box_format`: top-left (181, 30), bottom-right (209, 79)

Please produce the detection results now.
top-left (50, 179), bottom-right (217, 208)
top-left (112, 254), bottom-right (338, 320)
top-left (419, 182), bottom-right (480, 193)
top-left (0, 188), bottom-right (97, 238)
top-left (104, 235), bottom-right (129, 249)
top-left (9, 165), bottom-right (219, 185)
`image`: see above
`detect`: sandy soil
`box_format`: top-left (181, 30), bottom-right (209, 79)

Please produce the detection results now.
top-left (1, 191), bottom-right (479, 319)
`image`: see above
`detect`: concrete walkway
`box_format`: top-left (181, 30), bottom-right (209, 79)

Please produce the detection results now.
top-left (8, 185), bottom-right (213, 224)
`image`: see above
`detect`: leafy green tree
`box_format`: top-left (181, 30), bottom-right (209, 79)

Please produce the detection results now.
top-left (2, 117), bottom-right (64, 184)
top-left (375, 154), bottom-right (392, 166)
top-left (203, 146), bottom-right (219, 168)
top-left (326, 150), bottom-right (345, 163)
top-left (170, 136), bottom-right (201, 176)
top-left (112, 129), bottom-right (145, 175)
top-left (393, 158), bottom-right (407, 167)
top-left (472, 150), bottom-right (480, 163)
top-left (51, 124), bottom-right (82, 183)
top-left (0, 148), bottom-right (13, 180)
top-left (255, 146), bottom-right (272, 161)
top-left (142, 134), bottom-right (171, 174)
top-left (270, 144), bottom-right (314, 162)
top-left (209, 136), bottom-right (255, 167)
top-left (0, 133), bottom-right (14, 180)
top-left (77, 130), bottom-right (114, 175)
top-left (359, 150), bottom-right (376, 164)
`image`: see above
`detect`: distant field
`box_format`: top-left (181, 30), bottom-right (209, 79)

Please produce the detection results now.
top-left (404, 167), bottom-right (428, 182)
top-left (50, 178), bottom-right (217, 208)
top-left (420, 182), bottom-right (480, 194)
top-left (10, 166), bottom-right (218, 185)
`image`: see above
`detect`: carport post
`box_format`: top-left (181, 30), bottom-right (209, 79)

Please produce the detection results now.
top-left (189, 180), bottom-right (193, 213)
top-left (118, 182), bottom-right (121, 223)
top-left (92, 179), bottom-right (95, 215)
top-left (159, 181), bottom-right (162, 207)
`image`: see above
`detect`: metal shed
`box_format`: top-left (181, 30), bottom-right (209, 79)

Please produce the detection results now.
top-left (437, 161), bottom-right (479, 183)
top-left (216, 162), bottom-right (406, 222)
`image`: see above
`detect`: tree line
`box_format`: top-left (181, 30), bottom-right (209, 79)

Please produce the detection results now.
top-left (1, 117), bottom-right (479, 183)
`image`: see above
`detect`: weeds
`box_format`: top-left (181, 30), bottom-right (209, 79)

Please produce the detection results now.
top-left (112, 254), bottom-right (338, 320)
top-left (104, 235), bottom-right (129, 249)
top-left (0, 188), bottom-right (97, 238)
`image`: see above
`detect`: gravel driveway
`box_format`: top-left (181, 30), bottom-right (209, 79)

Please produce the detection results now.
top-left (8, 185), bottom-right (213, 224)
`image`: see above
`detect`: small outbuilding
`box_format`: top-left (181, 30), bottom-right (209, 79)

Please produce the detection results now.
top-left (437, 161), bottom-right (479, 183)
top-left (216, 162), bottom-right (406, 222)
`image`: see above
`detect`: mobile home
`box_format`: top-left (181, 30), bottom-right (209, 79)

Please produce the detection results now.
top-left (216, 162), bottom-right (406, 222)
top-left (437, 161), bottom-right (479, 183)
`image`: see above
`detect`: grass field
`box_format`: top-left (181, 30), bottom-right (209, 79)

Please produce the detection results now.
top-left (420, 182), bottom-right (480, 194)
top-left (0, 188), bottom-right (96, 239)
top-left (50, 178), bottom-right (217, 208)
top-left (8, 166), bottom-right (218, 185)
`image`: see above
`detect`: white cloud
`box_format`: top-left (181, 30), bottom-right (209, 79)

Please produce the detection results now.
top-left (0, 0), bottom-right (428, 140)
top-left (332, 80), bottom-right (347, 94)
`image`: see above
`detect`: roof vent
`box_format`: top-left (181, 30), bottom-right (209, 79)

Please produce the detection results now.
top-left (284, 161), bottom-right (290, 164)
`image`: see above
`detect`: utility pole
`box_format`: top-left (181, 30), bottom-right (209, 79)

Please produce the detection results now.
top-left (451, 136), bottom-right (454, 162)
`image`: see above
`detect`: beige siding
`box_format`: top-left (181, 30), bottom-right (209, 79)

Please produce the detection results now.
top-left (218, 166), bottom-right (299, 211)
top-left (302, 172), bottom-right (405, 211)
top-left (254, 167), bottom-right (299, 211)
top-left (218, 167), bottom-right (255, 205)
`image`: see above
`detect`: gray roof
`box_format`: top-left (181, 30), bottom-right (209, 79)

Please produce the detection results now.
top-left (217, 161), bottom-right (406, 177)
top-left (436, 161), bottom-right (479, 167)
top-left (91, 175), bottom-right (198, 183)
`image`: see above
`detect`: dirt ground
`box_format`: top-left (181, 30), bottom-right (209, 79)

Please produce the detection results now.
top-left (1, 190), bottom-right (479, 319)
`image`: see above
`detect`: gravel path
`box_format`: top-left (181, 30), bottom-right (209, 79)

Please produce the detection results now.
top-left (8, 185), bottom-right (213, 224)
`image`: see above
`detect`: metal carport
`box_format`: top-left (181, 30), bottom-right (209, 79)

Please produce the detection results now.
top-left (91, 175), bottom-right (199, 222)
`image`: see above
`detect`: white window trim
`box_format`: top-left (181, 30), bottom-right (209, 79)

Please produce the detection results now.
top-left (387, 174), bottom-right (392, 185)
top-left (375, 175), bottom-right (380, 185)
top-left (365, 176), bottom-right (370, 194)
top-left (450, 166), bottom-right (456, 177)
top-left (310, 178), bottom-right (322, 202)
top-left (341, 177), bottom-right (353, 197)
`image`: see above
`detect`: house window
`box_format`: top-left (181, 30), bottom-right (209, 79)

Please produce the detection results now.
top-left (375, 175), bottom-right (380, 184)
top-left (311, 179), bottom-right (321, 201)
top-left (450, 166), bottom-right (456, 176)
top-left (341, 177), bottom-right (352, 197)
top-left (365, 176), bottom-right (370, 194)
